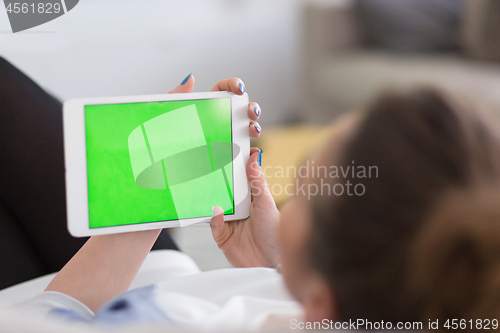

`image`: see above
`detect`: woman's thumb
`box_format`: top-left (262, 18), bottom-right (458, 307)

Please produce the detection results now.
top-left (210, 206), bottom-right (225, 244)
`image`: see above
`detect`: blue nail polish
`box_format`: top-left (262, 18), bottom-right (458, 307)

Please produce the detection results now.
top-left (239, 83), bottom-right (245, 94)
top-left (254, 125), bottom-right (261, 133)
top-left (180, 72), bottom-right (193, 85)
top-left (258, 148), bottom-right (263, 166)
top-left (254, 107), bottom-right (260, 117)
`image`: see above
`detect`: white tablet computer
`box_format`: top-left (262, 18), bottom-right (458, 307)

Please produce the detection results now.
top-left (63, 91), bottom-right (251, 237)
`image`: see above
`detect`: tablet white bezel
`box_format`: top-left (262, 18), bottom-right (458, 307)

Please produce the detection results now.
top-left (63, 91), bottom-right (251, 237)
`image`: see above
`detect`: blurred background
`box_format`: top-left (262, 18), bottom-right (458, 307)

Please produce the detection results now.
top-left (2, 0), bottom-right (500, 270)
top-left (0, 0), bottom-right (302, 125)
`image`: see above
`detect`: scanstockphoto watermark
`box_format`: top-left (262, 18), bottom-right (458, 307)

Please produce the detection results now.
top-left (290, 318), bottom-right (499, 330)
top-left (290, 319), bottom-right (423, 330)
top-left (251, 160), bottom-right (379, 199)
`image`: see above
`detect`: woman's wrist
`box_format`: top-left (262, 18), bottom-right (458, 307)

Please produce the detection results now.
top-left (107, 228), bottom-right (161, 242)
top-left (45, 228), bottom-right (162, 312)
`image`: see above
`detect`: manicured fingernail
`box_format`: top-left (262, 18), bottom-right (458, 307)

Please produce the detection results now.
top-left (253, 107), bottom-right (260, 117)
top-left (258, 148), bottom-right (263, 166)
top-left (180, 72), bottom-right (193, 85)
top-left (254, 125), bottom-right (261, 133)
top-left (239, 83), bottom-right (245, 94)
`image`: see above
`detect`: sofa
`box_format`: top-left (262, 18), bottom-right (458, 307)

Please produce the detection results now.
top-left (300, 0), bottom-right (500, 123)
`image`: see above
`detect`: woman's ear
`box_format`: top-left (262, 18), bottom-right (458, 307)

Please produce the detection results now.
top-left (302, 273), bottom-right (338, 323)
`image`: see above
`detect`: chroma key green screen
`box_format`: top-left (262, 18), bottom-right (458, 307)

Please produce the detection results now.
top-left (84, 98), bottom-right (234, 228)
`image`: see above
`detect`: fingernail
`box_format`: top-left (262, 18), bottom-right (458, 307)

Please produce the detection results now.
top-left (254, 125), bottom-right (261, 134)
top-left (239, 83), bottom-right (245, 94)
top-left (258, 148), bottom-right (263, 166)
top-left (253, 107), bottom-right (260, 117)
top-left (212, 206), bottom-right (215, 215)
top-left (180, 72), bottom-right (193, 85)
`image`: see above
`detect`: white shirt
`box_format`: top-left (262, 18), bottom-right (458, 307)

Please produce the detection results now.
top-left (1, 250), bottom-right (303, 331)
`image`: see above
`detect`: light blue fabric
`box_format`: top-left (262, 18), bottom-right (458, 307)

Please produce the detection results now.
top-left (48, 285), bottom-right (170, 326)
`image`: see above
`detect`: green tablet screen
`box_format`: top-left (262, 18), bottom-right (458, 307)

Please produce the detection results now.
top-left (84, 98), bottom-right (234, 228)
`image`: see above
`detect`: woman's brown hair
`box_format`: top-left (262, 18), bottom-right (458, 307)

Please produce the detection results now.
top-left (309, 88), bottom-right (500, 323)
top-left (410, 187), bottom-right (500, 323)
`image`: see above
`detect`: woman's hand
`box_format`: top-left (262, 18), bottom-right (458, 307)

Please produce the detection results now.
top-left (171, 75), bottom-right (262, 138)
top-left (177, 75), bottom-right (277, 267)
top-left (175, 75), bottom-right (276, 267)
top-left (210, 137), bottom-right (280, 268)
top-left (176, 75), bottom-right (277, 267)
top-left (197, 76), bottom-right (277, 267)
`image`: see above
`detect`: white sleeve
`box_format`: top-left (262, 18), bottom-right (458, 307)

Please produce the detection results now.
top-left (22, 291), bottom-right (94, 321)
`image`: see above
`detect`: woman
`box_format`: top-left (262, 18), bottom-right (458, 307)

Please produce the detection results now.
top-left (278, 90), bottom-right (500, 326)
top-left (4, 58), bottom-right (500, 330)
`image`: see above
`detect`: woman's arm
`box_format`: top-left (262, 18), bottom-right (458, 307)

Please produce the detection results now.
top-left (44, 229), bottom-right (161, 312)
